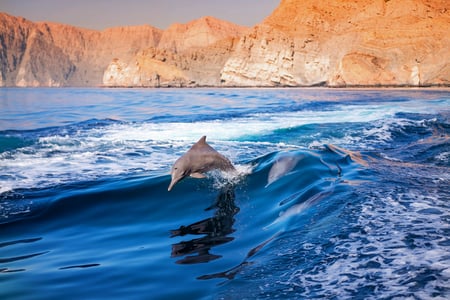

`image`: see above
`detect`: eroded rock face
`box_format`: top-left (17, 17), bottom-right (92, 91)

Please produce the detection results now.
top-left (220, 0), bottom-right (450, 87)
top-left (158, 16), bottom-right (246, 52)
top-left (103, 52), bottom-right (188, 87)
top-left (0, 13), bottom-right (162, 87)
top-left (102, 17), bottom-right (245, 87)
top-left (220, 25), bottom-right (299, 86)
top-left (1, 0), bottom-right (449, 87)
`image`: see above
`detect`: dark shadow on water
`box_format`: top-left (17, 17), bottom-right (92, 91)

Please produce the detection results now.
top-left (170, 185), bottom-right (239, 264)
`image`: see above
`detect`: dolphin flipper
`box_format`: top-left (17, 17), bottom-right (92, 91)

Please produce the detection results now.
top-left (190, 172), bottom-right (206, 179)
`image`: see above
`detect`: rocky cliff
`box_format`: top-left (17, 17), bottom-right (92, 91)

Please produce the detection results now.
top-left (0, 12), bottom-right (162, 86)
top-left (1, 0), bottom-right (449, 87)
top-left (220, 0), bottom-right (450, 87)
top-left (103, 16), bottom-right (246, 87)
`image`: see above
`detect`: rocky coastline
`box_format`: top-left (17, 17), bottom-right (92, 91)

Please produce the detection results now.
top-left (1, 0), bottom-right (448, 88)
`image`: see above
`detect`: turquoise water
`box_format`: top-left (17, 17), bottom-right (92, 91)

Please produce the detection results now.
top-left (1, 88), bottom-right (449, 299)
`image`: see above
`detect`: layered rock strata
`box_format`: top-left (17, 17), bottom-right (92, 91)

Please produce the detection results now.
top-left (0, 13), bottom-right (162, 86)
top-left (103, 17), bottom-right (246, 87)
top-left (220, 0), bottom-right (450, 87)
top-left (1, 0), bottom-right (449, 87)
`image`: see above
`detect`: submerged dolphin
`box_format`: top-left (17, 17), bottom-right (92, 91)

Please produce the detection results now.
top-left (168, 136), bottom-right (235, 191)
top-left (266, 153), bottom-right (303, 187)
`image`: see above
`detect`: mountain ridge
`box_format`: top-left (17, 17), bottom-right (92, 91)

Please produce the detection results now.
top-left (0, 12), bottom-right (246, 87)
top-left (220, 0), bottom-right (449, 87)
top-left (1, 0), bottom-right (449, 87)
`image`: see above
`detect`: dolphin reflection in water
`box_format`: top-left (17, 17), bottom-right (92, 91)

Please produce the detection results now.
top-left (170, 185), bottom-right (238, 264)
top-left (169, 184), bottom-right (270, 278)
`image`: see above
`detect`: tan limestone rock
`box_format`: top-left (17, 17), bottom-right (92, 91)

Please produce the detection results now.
top-left (103, 18), bottom-right (245, 87)
top-left (0, 13), bottom-right (162, 86)
top-left (1, 0), bottom-right (449, 87)
top-left (103, 53), bottom-right (188, 87)
top-left (158, 16), bottom-right (246, 53)
top-left (221, 0), bottom-right (450, 87)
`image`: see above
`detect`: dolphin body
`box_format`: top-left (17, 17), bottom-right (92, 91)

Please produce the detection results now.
top-left (266, 153), bottom-right (303, 187)
top-left (168, 136), bottom-right (235, 191)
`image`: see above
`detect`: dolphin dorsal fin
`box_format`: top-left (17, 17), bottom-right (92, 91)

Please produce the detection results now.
top-left (198, 136), bottom-right (207, 144)
top-left (190, 136), bottom-right (208, 150)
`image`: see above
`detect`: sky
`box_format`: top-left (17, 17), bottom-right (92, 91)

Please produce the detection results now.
top-left (0, 0), bottom-right (280, 30)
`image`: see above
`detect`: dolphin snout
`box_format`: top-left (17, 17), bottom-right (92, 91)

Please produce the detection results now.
top-left (168, 178), bottom-right (175, 191)
top-left (168, 174), bottom-right (182, 191)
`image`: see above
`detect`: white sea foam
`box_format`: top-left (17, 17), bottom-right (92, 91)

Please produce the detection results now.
top-left (0, 118), bottom-right (290, 193)
top-left (93, 105), bottom-right (401, 144)
top-left (276, 187), bottom-right (450, 299)
top-left (0, 100), bottom-right (444, 194)
top-left (210, 163), bottom-right (254, 190)
top-left (436, 151), bottom-right (450, 162)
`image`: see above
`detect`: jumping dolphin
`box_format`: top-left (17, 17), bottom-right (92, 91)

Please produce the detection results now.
top-left (168, 136), bottom-right (235, 191)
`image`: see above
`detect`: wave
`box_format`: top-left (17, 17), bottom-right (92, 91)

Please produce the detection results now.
top-left (0, 143), bottom-right (365, 258)
top-left (1, 107), bottom-right (448, 195)
top-left (1, 89), bottom-right (449, 299)
top-left (2, 136), bottom-right (448, 299)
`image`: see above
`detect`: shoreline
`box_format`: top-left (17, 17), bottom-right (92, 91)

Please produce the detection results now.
top-left (2, 85), bottom-right (449, 90)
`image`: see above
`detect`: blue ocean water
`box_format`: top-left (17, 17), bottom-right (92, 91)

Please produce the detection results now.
top-left (0, 88), bottom-right (449, 299)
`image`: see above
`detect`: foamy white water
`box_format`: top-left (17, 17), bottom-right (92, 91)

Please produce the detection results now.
top-left (1, 96), bottom-right (448, 194)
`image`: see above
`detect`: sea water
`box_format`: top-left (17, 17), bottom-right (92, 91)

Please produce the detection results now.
top-left (0, 88), bottom-right (449, 299)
